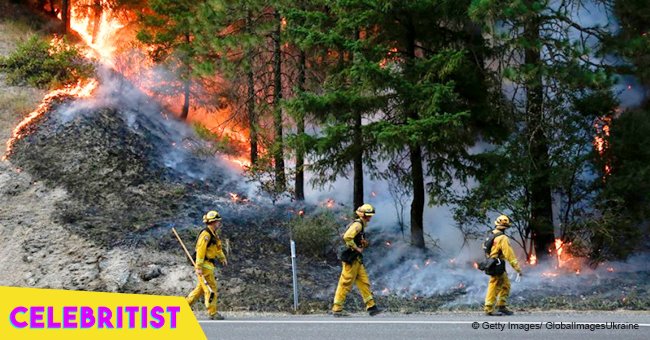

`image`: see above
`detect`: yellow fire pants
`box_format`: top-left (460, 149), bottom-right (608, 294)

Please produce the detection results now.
top-left (186, 266), bottom-right (218, 316)
top-left (332, 259), bottom-right (376, 312)
top-left (484, 271), bottom-right (510, 312)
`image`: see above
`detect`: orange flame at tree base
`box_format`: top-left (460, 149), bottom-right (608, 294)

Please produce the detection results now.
top-left (3, 80), bottom-right (98, 160)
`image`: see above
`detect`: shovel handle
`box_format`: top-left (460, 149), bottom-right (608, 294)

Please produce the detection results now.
top-left (171, 227), bottom-right (215, 295)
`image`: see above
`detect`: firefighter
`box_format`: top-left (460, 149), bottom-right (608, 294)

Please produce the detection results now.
top-left (186, 210), bottom-right (228, 320)
top-left (484, 214), bottom-right (522, 316)
top-left (331, 203), bottom-right (382, 317)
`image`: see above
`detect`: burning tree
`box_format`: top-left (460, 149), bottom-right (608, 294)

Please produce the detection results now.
top-left (454, 0), bottom-right (618, 262)
top-left (136, 0), bottom-right (205, 121)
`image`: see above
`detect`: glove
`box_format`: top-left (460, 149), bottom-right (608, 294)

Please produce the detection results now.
top-left (515, 272), bottom-right (522, 282)
top-left (360, 239), bottom-right (369, 248)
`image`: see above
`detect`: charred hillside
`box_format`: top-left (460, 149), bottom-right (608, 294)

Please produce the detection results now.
top-left (3, 74), bottom-right (342, 311)
top-left (9, 78), bottom-right (230, 245)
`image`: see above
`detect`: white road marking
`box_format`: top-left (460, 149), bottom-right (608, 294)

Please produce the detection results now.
top-left (198, 320), bottom-right (650, 326)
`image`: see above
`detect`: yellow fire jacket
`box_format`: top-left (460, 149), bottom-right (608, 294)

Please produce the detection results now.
top-left (195, 228), bottom-right (226, 270)
top-left (489, 229), bottom-right (522, 273)
top-left (343, 219), bottom-right (367, 249)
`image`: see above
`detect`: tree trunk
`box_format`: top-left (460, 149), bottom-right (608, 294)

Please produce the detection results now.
top-left (353, 110), bottom-right (364, 210)
top-left (91, 0), bottom-right (102, 44)
top-left (405, 17), bottom-right (425, 248)
top-left (180, 32), bottom-right (191, 121)
top-left (48, 0), bottom-right (56, 16)
top-left (245, 11), bottom-right (258, 165)
top-left (409, 144), bottom-right (426, 248)
top-left (272, 10), bottom-right (286, 192)
top-left (180, 78), bottom-right (191, 120)
top-left (61, 0), bottom-right (71, 35)
top-left (524, 5), bottom-right (554, 259)
top-left (295, 49), bottom-right (306, 201)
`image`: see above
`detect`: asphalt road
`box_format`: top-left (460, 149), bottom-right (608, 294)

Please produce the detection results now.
top-left (199, 311), bottom-right (650, 340)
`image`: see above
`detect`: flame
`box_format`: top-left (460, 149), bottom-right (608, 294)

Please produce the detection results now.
top-left (528, 252), bottom-right (537, 265)
top-left (381, 287), bottom-right (390, 295)
top-left (593, 116), bottom-right (612, 176)
top-left (555, 238), bottom-right (565, 259)
top-left (297, 210), bottom-right (304, 217)
top-left (223, 155), bottom-right (251, 169)
top-left (607, 267), bottom-right (614, 272)
top-left (69, 1), bottom-right (125, 67)
top-left (4, 79), bottom-right (98, 159)
top-left (424, 259), bottom-right (432, 266)
top-left (229, 192), bottom-right (239, 202)
top-left (324, 199), bottom-right (335, 209)
top-left (379, 47), bottom-right (400, 68)
top-left (385, 240), bottom-right (392, 247)
top-left (542, 272), bottom-right (559, 278)
top-left (473, 262), bottom-right (479, 269)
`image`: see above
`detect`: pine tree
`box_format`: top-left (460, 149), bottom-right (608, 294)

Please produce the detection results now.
top-left (137, 0), bottom-right (206, 120)
top-left (465, 0), bottom-right (616, 261)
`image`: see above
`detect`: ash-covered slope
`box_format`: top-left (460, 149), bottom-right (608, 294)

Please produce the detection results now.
top-left (3, 73), bottom-right (340, 312)
top-left (9, 76), bottom-right (236, 245)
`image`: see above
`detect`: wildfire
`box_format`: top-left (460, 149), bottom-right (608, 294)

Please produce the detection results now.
top-left (424, 259), bottom-right (432, 266)
top-left (473, 262), bottom-right (479, 269)
top-left (3, 79), bottom-right (98, 160)
top-left (593, 116), bottom-right (612, 176)
top-left (324, 199), bottom-right (335, 209)
top-left (381, 287), bottom-right (390, 295)
top-left (228, 192), bottom-right (248, 203)
top-left (607, 267), bottom-right (614, 273)
top-left (385, 240), bottom-right (392, 247)
top-left (223, 155), bottom-right (251, 169)
top-left (542, 272), bottom-right (559, 278)
top-left (69, 1), bottom-right (125, 66)
top-left (528, 252), bottom-right (537, 265)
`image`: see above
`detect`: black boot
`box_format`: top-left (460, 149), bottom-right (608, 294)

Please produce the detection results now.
top-left (485, 310), bottom-right (504, 316)
top-left (497, 307), bottom-right (514, 315)
top-left (367, 306), bottom-right (382, 316)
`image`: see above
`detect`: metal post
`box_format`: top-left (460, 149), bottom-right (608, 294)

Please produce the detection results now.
top-left (290, 239), bottom-right (299, 311)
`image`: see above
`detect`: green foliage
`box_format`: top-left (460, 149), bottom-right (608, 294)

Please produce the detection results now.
top-left (191, 122), bottom-right (239, 156)
top-left (454, 0), bottom-right (621, 258)
top-left (288, 211), bottom-right (339, 258)
top-left (243, 153), bottom-right (294, 204)
top-left (0, 35), bottom-right (95, 89)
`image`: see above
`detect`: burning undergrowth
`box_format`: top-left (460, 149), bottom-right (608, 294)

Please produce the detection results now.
top-left (352, 232), bottom-right (650, 312)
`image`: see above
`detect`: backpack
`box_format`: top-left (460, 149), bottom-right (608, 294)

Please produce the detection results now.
top-left (338, 220), bottom-right (365, 264)
top-left (190, 227), bottom-right (219, 266)
top-left (477, 231), bottom-right (506, 276)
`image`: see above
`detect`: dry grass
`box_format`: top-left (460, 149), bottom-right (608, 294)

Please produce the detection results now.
top-left (0, 7), bottom-right (47, 153)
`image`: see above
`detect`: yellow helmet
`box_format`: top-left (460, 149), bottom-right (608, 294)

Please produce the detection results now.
top-left (203, 210), bottom-right (222, 223)
top-left (356, 204), bottom-right (376, 217)
top-left (494, 215), bottom-right (511, 227)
